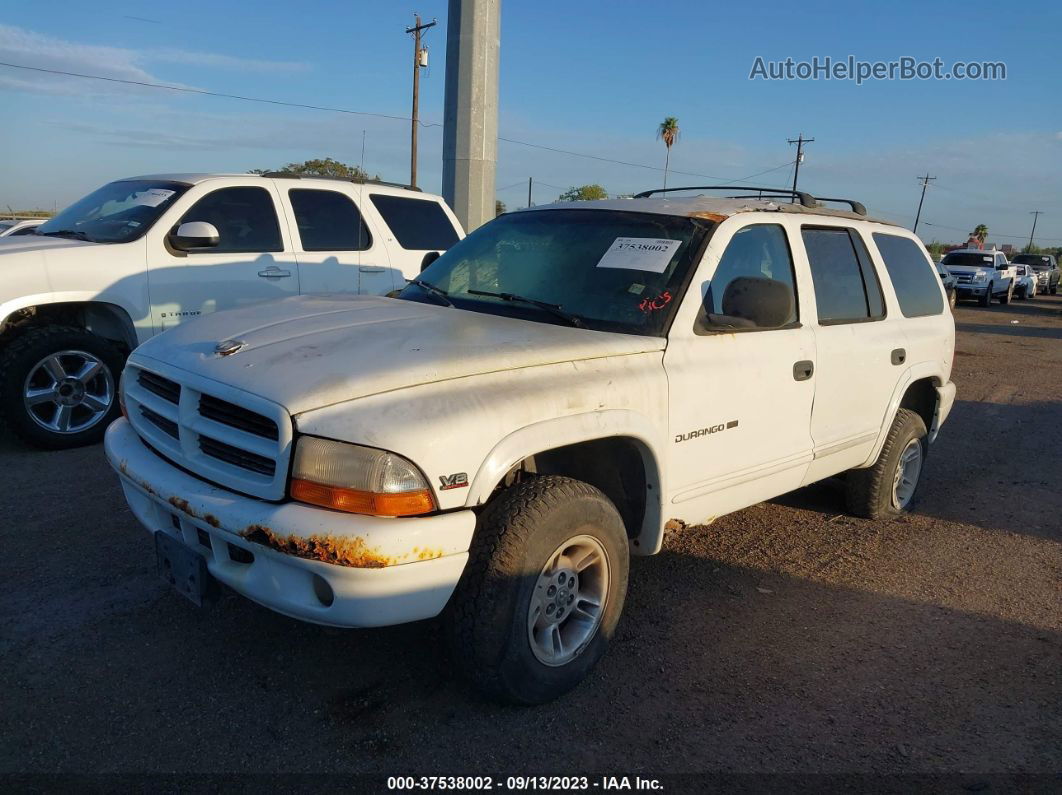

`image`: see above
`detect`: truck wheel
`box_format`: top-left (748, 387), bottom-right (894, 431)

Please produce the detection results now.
top-left (999, 283), bottom-right (1013, 305)
top-left (948, 291), bottom-right (957, 309)
top-left (979, 284), bottom-right (992, 307)
top-left (0, 326), bottom-right (124, 450)
top-left (845, 408), bottom-right (928, 520)
top-left (445, 475), bottom-right (629, 705)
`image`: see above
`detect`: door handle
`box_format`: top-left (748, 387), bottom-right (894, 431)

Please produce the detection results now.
top-left (358, 265), bottom-right (386, 272)
top-left (793, 360), bottom-right (814, 381)
top-left (891, 348), bottom-right (907, 366)
top-left (258, 267), bottom-right (292, 278)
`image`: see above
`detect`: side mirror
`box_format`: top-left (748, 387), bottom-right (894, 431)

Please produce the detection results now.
top-left (702, 276), bottom-right (795, 330)
top-left (169, 221), bottom-right (220, 251)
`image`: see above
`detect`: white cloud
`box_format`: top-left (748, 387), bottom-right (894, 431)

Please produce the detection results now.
top-left (0, 24), bottom-right (309, 97)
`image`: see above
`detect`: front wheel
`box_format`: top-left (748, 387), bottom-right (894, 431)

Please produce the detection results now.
top-left (444, 476), bottom-right (629, 704)
top-left (999, 283), bottom-right (1013, 305)
top-left (948, 290), bottom-right (957, 310)
top-left (0, 326), bottom-right (124, 449)
top-left (845, 408), bottom-right (928, 520)
top-left (979, 284), bottom-right (993, 307)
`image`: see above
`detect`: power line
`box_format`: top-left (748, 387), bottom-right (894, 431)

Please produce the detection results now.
top-left (921, 220), bottom-right (1061, 242)
top-left (1, 60), bottom-right (814, 189)
top-left (787, 133), bottom-right (814, 198)
top-left (0, 60), bottom-right (442, 127)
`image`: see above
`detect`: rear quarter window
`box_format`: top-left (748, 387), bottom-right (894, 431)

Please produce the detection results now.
top-left (369, 194), bottom-right (459, 250)
top-left (872, 233), bottom-right (944, 317)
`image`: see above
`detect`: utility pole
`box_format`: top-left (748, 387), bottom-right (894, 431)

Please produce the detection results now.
top-left (1028, 211), bottom-right (1043, 250)
top-left (913, 173), bottom-right (936, 235)
top-left (787, 133), bottom-right (814, 200)
top-left (527, 177), bottom-right (532, 208)
top-left (406, 14), bottom-right (437, 189)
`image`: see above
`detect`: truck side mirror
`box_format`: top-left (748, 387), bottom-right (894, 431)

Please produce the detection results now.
top-left (169, 221), bottom-right (220, 251)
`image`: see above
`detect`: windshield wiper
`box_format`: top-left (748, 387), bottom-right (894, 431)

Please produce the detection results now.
top-left (467, 289), bottom-right (583, 327)
top-left (405, 278), bottom-right (453, 307)
top-left (39, 229), bottom-right (91, 241)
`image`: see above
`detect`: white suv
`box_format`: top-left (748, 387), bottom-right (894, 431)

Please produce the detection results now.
top-left (105, 187), bottom-right (956, 704)
top-left (0, 173), bottom-right (463, 448)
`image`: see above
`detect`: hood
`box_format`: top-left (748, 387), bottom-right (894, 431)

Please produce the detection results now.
top-left (133, 295), bottom-right (665, 415)
top-left (0, 235), bottom-right (96, 255)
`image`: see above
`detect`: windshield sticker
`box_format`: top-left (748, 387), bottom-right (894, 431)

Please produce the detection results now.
top-left (639, 290), bottom-right (673, 313)
top-left (982, 256), bottom-right (992, 262)
top-left (628, 283), bottom-right (646, 295)
top-left (597, 237), bottom-right (681, 273)
top-left (134, 188), bottom-right (176, 207)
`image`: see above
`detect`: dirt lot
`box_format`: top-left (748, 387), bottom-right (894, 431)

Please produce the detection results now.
top-left (1, 294), bottom-right (1059, 786)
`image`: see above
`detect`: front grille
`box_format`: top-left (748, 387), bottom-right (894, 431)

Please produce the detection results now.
top-left (139, 406), bottom-right (179, 438)
top-left (126, 364), bottom-right (289, 499)
top-left (137, 370), bottom-right (180, 404)
top-left (199, 394), bottom-right (279, 440)
top-left (199, 435), bottom-right (276, 477)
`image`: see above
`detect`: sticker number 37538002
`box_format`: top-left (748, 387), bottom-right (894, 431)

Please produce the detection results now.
top-left (596, 237), bottom-right (681, 274)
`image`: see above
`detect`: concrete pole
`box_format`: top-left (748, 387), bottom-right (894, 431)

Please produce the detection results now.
top-left (442, 0), bottom-right (500, 232)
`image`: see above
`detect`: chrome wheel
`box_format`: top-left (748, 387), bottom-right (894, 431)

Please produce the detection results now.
top-left (23, 350), bottom-right (114, 434)
top-left (891, 438), bottom-right (923, 510)
top-left (527, 534), bottom-right (610, 667)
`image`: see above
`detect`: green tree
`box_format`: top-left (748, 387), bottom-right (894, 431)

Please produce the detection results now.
top-left (496, 199), bottom-right (507, 216)
top-left (250, 158), bottom-right (372, 181)
top-left (973, 224), bottom-right (988, 245)
top-left (558, 184), bottom-right (608, 202)
top-left (926, 241), bottom-right (946, 259)
top-left (657, 116), bottom-right (680, 190)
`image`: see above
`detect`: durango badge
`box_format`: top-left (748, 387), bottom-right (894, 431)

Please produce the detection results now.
top-left (438, 472), bottom-right (469, 490)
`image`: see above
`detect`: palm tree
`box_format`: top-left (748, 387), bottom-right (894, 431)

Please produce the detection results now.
top-left (974, 224), bottom-right (988, 245)
top-left (657, 117), bottom-right (680, 190)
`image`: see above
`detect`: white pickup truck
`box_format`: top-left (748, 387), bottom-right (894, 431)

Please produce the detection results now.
top-left (0, 173), bottom-right (463, 448)
top-left (941, 248), bottom-right (1016, 306)
top-left (105, 187), bottom-right (956, 704)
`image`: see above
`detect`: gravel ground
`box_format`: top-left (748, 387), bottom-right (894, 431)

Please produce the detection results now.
top-left (1, 294), bottom-right (1059, 785)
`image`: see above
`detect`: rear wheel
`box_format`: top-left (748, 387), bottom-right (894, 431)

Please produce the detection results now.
top-left (845, 408), bottom-right (928, 520)
top-left (0, 326), bottom-right (124, 449)
top-left (444, 475), bottom-right (629, 704)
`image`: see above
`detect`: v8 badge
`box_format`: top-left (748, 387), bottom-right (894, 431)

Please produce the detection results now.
top-left (439, 472), bottom-right (469, 490)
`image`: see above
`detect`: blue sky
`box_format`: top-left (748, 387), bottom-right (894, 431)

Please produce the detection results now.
top-left (1, 0), bottom-right (1060, 245)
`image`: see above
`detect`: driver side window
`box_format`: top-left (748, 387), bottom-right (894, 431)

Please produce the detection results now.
top-left (697, 224), bottom-right (798, 333)
top-left (177, 187), bottom-right (282, 254)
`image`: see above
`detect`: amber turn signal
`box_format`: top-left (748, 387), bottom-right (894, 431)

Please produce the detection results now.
top-left (291, 478), bottom-right (436, 517)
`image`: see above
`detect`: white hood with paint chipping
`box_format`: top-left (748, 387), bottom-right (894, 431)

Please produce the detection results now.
top-left (132, 295), bottom-right (665, 415)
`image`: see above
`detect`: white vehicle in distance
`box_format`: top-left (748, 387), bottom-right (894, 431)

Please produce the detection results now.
top-left (0, 218), bottom-right (45, 237)
top-left (0, 173), bottom-right (463, 449)
top-left (105, 185), bottom-right (957, 704)
top-left (941, 248), bottom-right (1016, 306)
top-left (1012, 264), bottom-right (1038, 299)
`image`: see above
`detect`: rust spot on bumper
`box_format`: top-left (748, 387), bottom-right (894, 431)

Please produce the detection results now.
top-left (204, 514), bottom-right (220, 528)
top-left (168, 496), bottom-right (195, 518)
top-left (241, 525), bottom-right (402, 569)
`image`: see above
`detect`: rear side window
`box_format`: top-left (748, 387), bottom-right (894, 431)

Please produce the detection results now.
top-left (288, 189), bottom-right (371, 251)
top-left (179, 186), bottom-right (282, 253)
top-left (802, 227), bottom-right (885, 324)
top-left (872, 233), bottom-right (945, 317)
top-left (369, 195), bottom-right (459, 250)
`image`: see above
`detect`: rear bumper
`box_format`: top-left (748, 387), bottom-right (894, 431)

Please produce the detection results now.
top-left (104, 419), bottom-right (476, 628)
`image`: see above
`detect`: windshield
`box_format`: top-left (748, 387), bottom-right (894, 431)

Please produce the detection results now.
top-left (0, 221), bottom-right (13, 232)
top-left (397, 209), bottom-right (713, 337)
top-left (942, 252), bottom-right (995, 267)
top-left (1012, 254), bottom-right (1052, 270)
top-left (37, 180), bottom-right (189, 244)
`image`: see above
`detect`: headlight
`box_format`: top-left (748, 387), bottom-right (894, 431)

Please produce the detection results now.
top-left (291, 437), bottom-right (436, 517)
top-left (973, 271), bottom-right (987, 282)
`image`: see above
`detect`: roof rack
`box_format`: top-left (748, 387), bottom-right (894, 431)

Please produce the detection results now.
top-left (260, 172), bottom-right (421, 192)
top-left (814, 196), bottom-right (867, 216)
top-left (633, 185), bottom-right (817, 208)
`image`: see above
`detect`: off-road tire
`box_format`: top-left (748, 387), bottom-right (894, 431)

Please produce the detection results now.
top-left (444, 475), bottom-right (629, 705)
top-left (0, 325), bottom-right (124, 449)
top-left (979, 284), bottom-right (992, 307)
top-left (845, 408), bottom-right (928, 520)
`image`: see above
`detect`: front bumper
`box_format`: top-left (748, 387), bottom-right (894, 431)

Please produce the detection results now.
top-left (105, 419), bottom-right (476, 628)
top-left (955, 284), bottom-right (988, 297)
